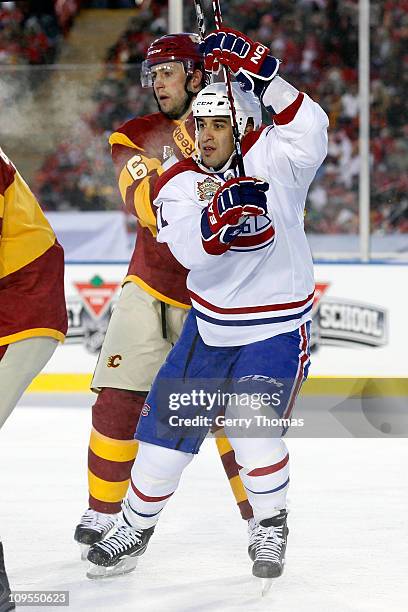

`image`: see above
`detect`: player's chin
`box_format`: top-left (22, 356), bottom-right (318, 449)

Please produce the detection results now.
top-left (202, 151), bottom-right (216, 164)
top-left (161, 104), bottom-right (182, 119)
top-left (158, 98), bottom-right (174, 112)
top-left (158, 99), bottom-right (170, 112)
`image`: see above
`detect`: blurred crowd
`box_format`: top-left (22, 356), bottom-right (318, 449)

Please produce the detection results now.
top-left (34, 7), bottom-right (163, 211)
top-left (0, 0), bottom-right (79, 65)
top-left (30, 0), bottom-right (407, 233)
top-left (83, 1), bottom-right (137, 6)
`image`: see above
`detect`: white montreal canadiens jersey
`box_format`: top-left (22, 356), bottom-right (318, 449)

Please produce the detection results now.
top-left (154, 92), bottom-right (329, 347)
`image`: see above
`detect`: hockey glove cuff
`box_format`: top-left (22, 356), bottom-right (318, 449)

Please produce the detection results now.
top-left (201, 177), bottom-right (269, 255)
top-left (200, 28), bottom-right (279, 98)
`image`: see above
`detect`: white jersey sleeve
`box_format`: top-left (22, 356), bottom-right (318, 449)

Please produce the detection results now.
top-left (270, 94), bottom-right (328, 175)
top-left (246, 81), bottom-right (329, 188)
top-left (155, 170), bottom-right (215, 270)
top-left (242, 86), bottom-right (329, 220)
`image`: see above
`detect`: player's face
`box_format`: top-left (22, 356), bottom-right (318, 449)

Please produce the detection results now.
top-left (197, 116), bottom-right (234, 170)
top-left (152, 62), bottom-right (192, 119)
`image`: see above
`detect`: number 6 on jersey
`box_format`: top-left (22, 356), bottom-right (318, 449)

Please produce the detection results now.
top-left (127, 154), bottom-right (148, 180)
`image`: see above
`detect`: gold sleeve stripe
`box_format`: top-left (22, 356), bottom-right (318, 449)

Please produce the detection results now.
top-left (1, 178), bottom-right (56, 278)
top-left (0, 328), bottom-right (65, 347)
top-left (117, 165), bottom-right (134, 204)
top-left (109, 131), bottom-right (144, 150)
top-left (214, 433), bottom-right (234, 457)
top-left (88, 470), bottom-right (129, 503)
top-left (133, 177), bottom-right (157, 230)
top-left (117, 152), bottom-right (162, 229)
top-left (0, 193), bottom-right (4, 219)
top-left (89, 427), bottom-right (139, 463)
top-left (117, 154), bottom-right (162, 203)
top-left (124, 276), bottom-right (191, 309)
top-left (228, 474), bottom-right (249, 504)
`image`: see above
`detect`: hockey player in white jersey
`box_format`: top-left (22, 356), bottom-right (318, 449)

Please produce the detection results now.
top-left (86, 27), bottom-right (328, 588)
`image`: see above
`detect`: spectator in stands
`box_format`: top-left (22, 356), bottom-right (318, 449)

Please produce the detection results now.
top-left (29, 0), bottom-right (407, 234)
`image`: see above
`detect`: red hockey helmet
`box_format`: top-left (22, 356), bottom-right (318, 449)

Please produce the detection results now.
top-left (141, 33), bottom-right (203, 87)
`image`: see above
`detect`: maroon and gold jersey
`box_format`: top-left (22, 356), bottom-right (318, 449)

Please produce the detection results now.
top-left (0, 147), bottom-right (67, 346)
top-left (109, 112), bottom-right (196, 308)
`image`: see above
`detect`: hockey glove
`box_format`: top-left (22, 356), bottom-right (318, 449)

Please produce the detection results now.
top-left (200, 28), bottom-right (279, 99)
top-left (201, 177), bottom-right (269, 255)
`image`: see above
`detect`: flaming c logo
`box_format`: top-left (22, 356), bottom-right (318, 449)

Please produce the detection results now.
top-left (107, 354), bottom-right (122, 368)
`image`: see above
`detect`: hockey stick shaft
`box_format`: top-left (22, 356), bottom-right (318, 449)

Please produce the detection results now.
top-left (193, 0), bottom-right (206, 39)
top-left (211, 0), bottom-right (246, 176)
top-left (212, 0), bottom-right (222, 30)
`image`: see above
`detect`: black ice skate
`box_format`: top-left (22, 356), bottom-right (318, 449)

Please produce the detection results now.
top-left (74, 508), bottom-right (119, 560)
top-left (86, 517), bottom-right (154, 579)
top-left (252, 510), bottom-right (288, 595)
top-left (0, 542), bottom-right (15, 612)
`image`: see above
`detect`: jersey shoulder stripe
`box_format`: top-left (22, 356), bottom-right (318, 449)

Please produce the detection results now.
top-left (109, 113), bottom-right (177, 149)
top-left (241, 125), bottom-right (269, 156)
top-left (273, 92), bottom-right (304, 125)
top-left (154, 158), bottom-right (207, 200)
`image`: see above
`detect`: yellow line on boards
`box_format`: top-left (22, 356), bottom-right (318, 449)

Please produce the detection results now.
top-left (26, 374), bottom-right (408, 396)
top-left (26, 374), bottom-right (93, 393)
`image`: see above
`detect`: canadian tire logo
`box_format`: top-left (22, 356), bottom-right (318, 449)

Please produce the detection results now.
top-left (74, 276), bottom-right (119, 319)
top-left (67, 275), bottom-right (120, 353)
top-left (311, 282), bottom-right (388, 351)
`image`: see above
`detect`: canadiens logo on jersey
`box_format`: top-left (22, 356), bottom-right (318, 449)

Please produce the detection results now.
top-left (196, 177), bottom-right (222, 201)
top-left (230, 214), bottom-right (276, 252)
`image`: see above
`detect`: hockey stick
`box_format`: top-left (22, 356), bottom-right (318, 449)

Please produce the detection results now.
top-left (193, 0), bottom-right (206, 40)
top-left (193, 0), bottom-right (246, 176)
top-left (211, 0), bottom-right (246, 176)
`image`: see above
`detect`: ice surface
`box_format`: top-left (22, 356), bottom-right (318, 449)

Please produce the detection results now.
top-left (0, 396), bottom-right (407, 612)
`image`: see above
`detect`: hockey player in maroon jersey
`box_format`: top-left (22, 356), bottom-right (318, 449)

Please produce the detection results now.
top-left (0, 147), bottom-right (68, 612)
top-left (0, 148), bottom-right (67, 424)
top-left (74, 33), bottom-right (257, 560)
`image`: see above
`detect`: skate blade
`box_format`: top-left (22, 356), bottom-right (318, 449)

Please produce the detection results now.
top-left (86, 556), bottom-right (139, 580)
top-left (261, 578), bottom-right (273, 596)
top-left (79, 543), bottom-right (90, 561)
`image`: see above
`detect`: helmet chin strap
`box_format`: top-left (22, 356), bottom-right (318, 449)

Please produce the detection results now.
top-left (179, 76), bottom-right (197, 117)
top-left (193, 151), bottom-right (236, 175)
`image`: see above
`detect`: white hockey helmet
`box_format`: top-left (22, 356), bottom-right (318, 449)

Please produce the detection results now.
top-left (192, 81), bottom-right (262, 137)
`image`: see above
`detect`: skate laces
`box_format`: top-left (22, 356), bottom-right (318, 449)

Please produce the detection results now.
top-left (247, 518), bottom-right (258, 549)
top-left (94, 524), bottom-right (143, 558)
top-left (255, 523), bottom-right (285, 562)
top-left (80, 509), bottom-right (118, 533)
